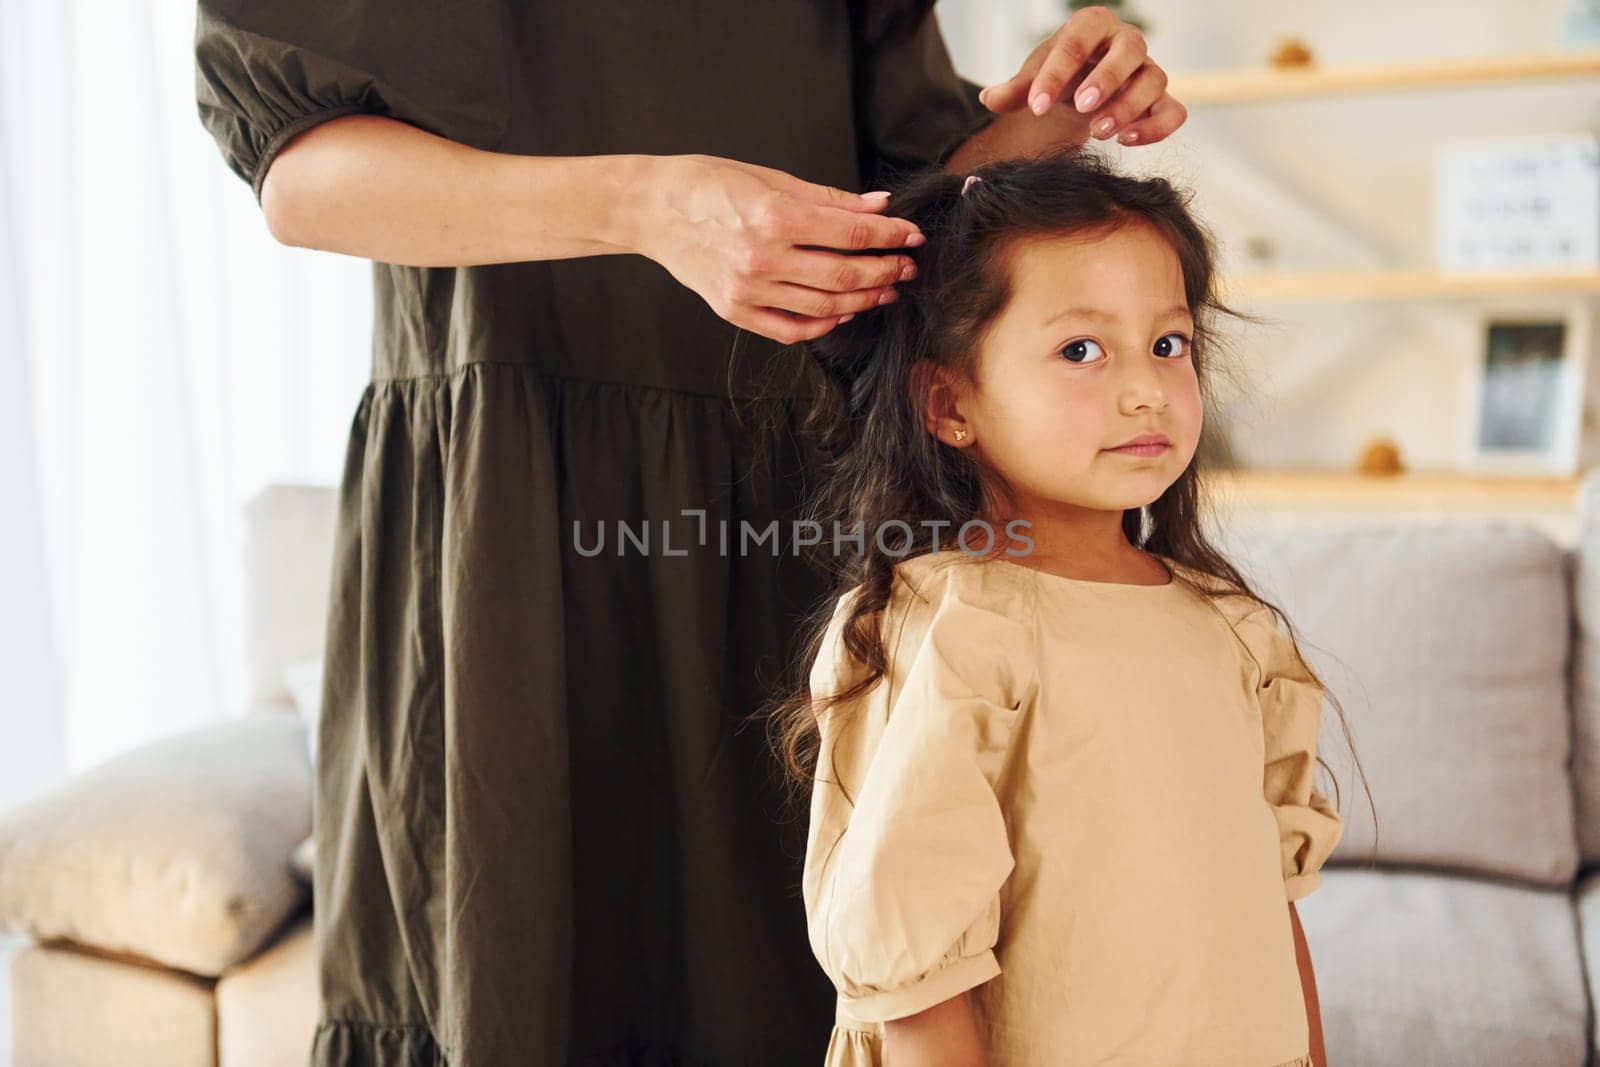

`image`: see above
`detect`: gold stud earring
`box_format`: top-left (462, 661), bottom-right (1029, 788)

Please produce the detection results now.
top-left (953, 428), bottom-right (968, 442)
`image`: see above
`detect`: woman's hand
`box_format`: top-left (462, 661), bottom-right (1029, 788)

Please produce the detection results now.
top-left (977, 5), bottom-right (1187, 148)
top-left (634, 154), bottom-right (925, 345)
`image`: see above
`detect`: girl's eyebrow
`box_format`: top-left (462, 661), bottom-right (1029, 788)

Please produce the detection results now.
top-left (1041, 305), bottom-right (1193, 328)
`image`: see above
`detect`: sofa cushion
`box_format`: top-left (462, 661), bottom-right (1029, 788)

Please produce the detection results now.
top-left (0, 714), bottom-right (311, 977)
top-left (10, 940), bottom-right (216, 1066)
top-left (244, 484), bottom-right (338, 711)
top-left (1300, 867), bottom-right (1588, 1064)
top-left (1219, 521), bottom-right (1579, 886)
top-left (217, 910), bottom-right (318, 1067)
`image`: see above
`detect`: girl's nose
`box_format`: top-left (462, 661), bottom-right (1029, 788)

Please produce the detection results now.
top-left (1118, 358), bottom-right (1168, 413)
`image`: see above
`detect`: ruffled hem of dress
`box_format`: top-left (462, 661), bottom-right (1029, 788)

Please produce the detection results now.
top-left (824, 1023), bottom-right (884, 1067)
top-left (311, 1020), bottom-right (449, 1066)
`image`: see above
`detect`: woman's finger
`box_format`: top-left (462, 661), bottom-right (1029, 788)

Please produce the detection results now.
top-left (1115, 92), bottom-right (1188, 146)
top-left (774, 246), bottom-right (915, 294)
top-left (753, 279), bottom-right (902, 321)
top-left (750, 162), bottom-right (914, 222)
top-left (766, 168), bottom-right (891, 210)
top-left (1054, 26), bottom-right (1148, 117)
top-left (722, 156), bottom-right (921, 236)
top-left (1085, 61), bottom-right (1167, 140)
top-left (781, 197), bottom-right (925, 252)
top-left (1021, 8), bottom-right (1118, 114)
top-left (977, 39), bottom-right (1049, 113)
top-left (734, 305), bottom-right (848, 346)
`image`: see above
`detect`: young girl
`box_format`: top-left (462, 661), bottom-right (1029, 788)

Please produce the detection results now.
top-left (761, 148), bottom-right (1371, 1066)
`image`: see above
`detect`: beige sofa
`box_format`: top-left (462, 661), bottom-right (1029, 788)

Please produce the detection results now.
top-left (8, 477), bottom-right (1600, 1064)
top-left (1, 486), bottom-right (335, 1067)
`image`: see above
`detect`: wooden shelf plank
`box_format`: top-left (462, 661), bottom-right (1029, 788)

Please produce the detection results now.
top-left (1221, 268), bottom-right (1600, 303)
top-left (1208, 469), bottom-right (1582, 506)
top-left (1169, 50), bottom-right (1600, 104)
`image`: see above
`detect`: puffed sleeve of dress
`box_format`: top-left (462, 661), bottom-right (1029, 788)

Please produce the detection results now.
top-left (851, 2), bottom-right (999, 186)
top-left (1236, 605), bottom-right (1345, 903)
top-left (801, 569), bottom-right (1038, 1057)
top-left (193, 0), bottom-right (511, 204)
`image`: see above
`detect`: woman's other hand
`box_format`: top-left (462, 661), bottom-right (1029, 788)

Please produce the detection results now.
top-left (635, 154), bottom-right (925, 345)
top-left (977, 5), bottom-right (1187, 148)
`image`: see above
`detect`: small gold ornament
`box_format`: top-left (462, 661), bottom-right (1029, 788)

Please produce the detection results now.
top-left (1355, 436), bottom-right (1405, 476)
top-left (954, 428), bottom-right (968, 442)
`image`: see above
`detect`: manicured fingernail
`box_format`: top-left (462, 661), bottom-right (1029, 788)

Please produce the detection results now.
top-left (861, 190), bottom-right (890, 200)
top-left (900, 262), bottom-right (915, 281)
top-left (1075, 85), bottom-right (1100, 111)
top-left (1093, 116), bottom-right (1116, 137)
top-left (979, 87), bottom-right (991, 104)
top-left (1030, 92), bottom-right (1051, 115)
top-left (879, 290), bottom-right (898, 305)
top-left (1119, 129), bottom-right (1140, 144)
top-left (838, 314), bottom-right (855, 324)
top-left (904, 232), bottom-right (926, 247)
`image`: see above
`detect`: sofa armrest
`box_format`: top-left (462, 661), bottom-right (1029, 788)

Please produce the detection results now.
top-left (0, 713), bottom-right (311, 977)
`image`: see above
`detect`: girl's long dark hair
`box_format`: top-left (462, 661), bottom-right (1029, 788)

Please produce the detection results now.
top-left (746, 146), bottom-right (1374, 857)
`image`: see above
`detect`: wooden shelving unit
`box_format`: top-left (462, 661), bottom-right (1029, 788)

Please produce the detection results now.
top-left (1169, 50), bottom-right (1600, 104)
top-left (1220, 267), bottom-right (1600, 303)
top-left (1164, 48), bottom-right (1599, 516)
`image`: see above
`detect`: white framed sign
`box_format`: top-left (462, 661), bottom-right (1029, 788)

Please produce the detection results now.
top-left (1463, 303), bottom-right (1593, 474)
top-left (1438, 133), bottom-right (1600, 272)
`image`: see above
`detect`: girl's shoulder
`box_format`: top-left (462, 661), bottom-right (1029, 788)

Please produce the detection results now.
top-left (888, 548), bottom-right (1041, 621)
top-left (816, 551), bottom-right (1040, 707)
top-left (822, 549), bottom-right (1038, 638)
top-left (1170, 567), bottom-right (1302, 674)
top-left (819, 550), bottom-right (1030, 659)
top-left (1160, 558), bottom-right (1268, 620)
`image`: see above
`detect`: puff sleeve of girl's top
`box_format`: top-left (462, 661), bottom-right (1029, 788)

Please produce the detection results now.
top-left (802, 568), bottom-right (1039, 1029)
top-left (193, 0), bottom-right (511, 204)
top-left (1236, 605), bottom-right (1345, 903)
top-left (850, 3), bottom-right (999, 185)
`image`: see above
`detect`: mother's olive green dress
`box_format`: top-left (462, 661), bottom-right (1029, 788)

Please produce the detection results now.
top-left (194, 1), bottom-right (995, 1063)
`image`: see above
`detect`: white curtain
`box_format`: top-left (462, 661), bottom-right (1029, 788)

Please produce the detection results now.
top-left (0, 0), bottom-right (372, 810)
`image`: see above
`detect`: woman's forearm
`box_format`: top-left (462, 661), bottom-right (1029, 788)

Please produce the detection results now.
top-left (260, 113), bottom-right (659, 267)
top-left (944, 104), bottom-right (1090, 174)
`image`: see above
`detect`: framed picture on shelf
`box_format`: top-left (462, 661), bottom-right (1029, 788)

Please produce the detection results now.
top-left (1464, 304), bottom-right (1592, 475)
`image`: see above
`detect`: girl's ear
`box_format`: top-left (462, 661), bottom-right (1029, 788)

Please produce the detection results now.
top-left (913, 359), bottom-right (973, 446)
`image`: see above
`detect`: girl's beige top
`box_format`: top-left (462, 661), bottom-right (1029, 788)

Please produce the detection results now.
top-left (802, 549), bottom-right (1343, 1066)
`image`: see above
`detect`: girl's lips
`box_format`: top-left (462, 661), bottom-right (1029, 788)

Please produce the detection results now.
top-left (1105, 442), bottom-right (1170, 457)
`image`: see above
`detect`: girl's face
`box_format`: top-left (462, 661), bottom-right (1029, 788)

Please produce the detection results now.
top-left (929, 221), bottom-right (1203, 532)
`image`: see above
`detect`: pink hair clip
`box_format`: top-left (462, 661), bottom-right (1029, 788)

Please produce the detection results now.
top-left (960, 174), bottom-right (984, 196)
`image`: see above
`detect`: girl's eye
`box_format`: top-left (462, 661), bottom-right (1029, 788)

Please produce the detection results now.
top-left (1155, 333), bottom-right (1191, 358)
top-left (1059, 338), bottom-right (1105, 364)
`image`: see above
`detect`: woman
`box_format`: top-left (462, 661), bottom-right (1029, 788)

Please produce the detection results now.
top-left (193, 2), bottom-right (1186, 1062)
